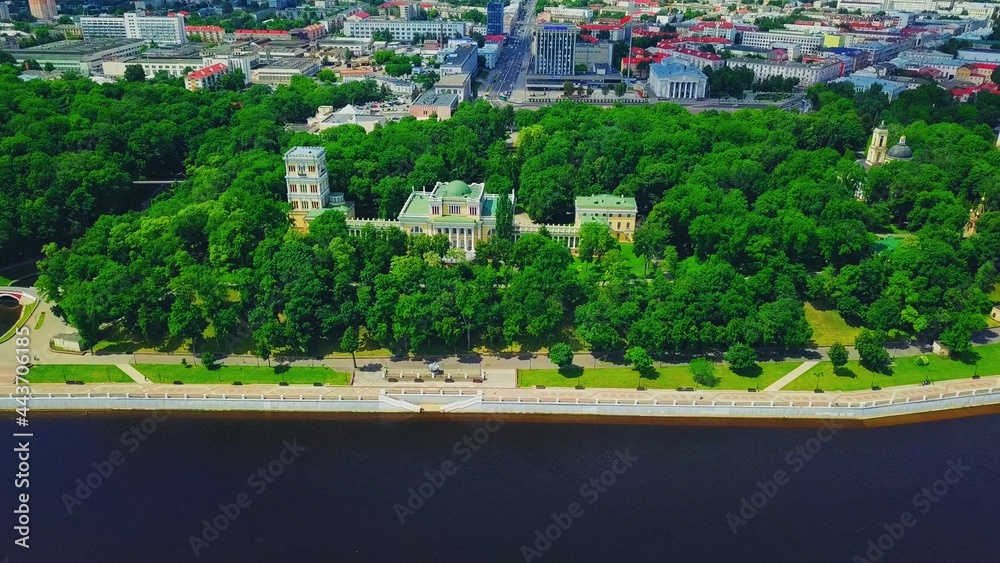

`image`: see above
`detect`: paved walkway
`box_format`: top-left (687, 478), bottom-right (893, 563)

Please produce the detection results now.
top-left (2, 374), bottom-right (997, 417)
top-left (117, 364), bottom-right (151, 384)
top-left (763, 361), bottom-right (820, 392)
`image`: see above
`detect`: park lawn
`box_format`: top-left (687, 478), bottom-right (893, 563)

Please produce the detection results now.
top-left (0, 275), bottom-right (11, 285)
top-left (135, 364), bottom-right (351, 385)
top-left (0, 300), bottom-right (38, 344)
top-left (28, 364), bottom-right (134, 383)
top-left (519, 361), bottom-right (801, 390)
top-left (781, 354), bottom-right (989, 392)
top-left (804, 302), bottom-right (862, 347)
top-left (619, 243), bottom-right (649, 278)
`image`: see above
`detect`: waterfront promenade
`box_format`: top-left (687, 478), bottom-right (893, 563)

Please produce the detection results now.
top-left (2, 370), bottom-right (997, 423)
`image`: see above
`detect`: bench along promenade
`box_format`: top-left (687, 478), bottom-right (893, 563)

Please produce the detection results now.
top-left (2, 371), bottom-right (999, 423)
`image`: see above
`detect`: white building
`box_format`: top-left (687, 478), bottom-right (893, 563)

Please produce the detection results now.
top-left (7, 39), bottom-right (145, 75)
top-left (533, 24), bottom-right (577, 75)
top-left (81, 12), bottom-right (187, 45)
top-left (740, 31), bottom-right (825, 55)
top-left (726, 58), bottom-right (843, 87)
top-left (308, 105), bottom-right (387, 134)
top-left (433, 72), bottom-right (473, 102)
top-left (547, 7), bottom-right (593, 21)
top-left (372, 75), bottom-right (418, 96)
top-left (251, 58), bottom-right (322, 85)
top-left (831, 76), bottom-right (908, 100)
top-left (480, 42), bottom-right (501, 69)
top-left (647, 61), bottom-right (708, 99)
top-left (285, 146), bottom-right (332, 214)
top-left (342, 19), bottom-right (467, 42)
top-left (103, 58), bottom-right (201, 78)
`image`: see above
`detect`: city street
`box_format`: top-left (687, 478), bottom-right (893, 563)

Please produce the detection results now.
top-left (483, 0), bottom-right (537, 104)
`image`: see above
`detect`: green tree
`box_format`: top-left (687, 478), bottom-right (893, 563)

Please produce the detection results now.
top-left (494, 192), bottom-right (514, 241)
top-left (855, 329), bottom-right (891, 373)
top-left (625, 345), bottom-right (653, 372)
top-left (828, 342), bottom-right (849, 372)
top-left (614, 82), bottom-right (627, 97)
top-left (577, 222), bottom-right (620, 263)
top-left (549, 342), bottom-right (575, 369)
top-left (724, 343), bottom-right (757, 371)
top-left (201, 352), bottom-right (217, 370)
top-left (690, 357), bottom-right (719, 388)
top-left (340, 326), bottom-right (359, 369)
top-left (563, 80), bottom-right (574, 97)
top-left (124, 64), bottom-right (146, 82)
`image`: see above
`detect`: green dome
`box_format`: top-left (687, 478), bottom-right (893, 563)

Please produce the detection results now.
top-left (438, 180), bottom-right (472, 197)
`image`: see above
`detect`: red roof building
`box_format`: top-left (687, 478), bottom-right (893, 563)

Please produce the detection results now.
top-left (186, 25), bottom-right (225, 42)
top-left (185, 63), bottom-right (229, 92)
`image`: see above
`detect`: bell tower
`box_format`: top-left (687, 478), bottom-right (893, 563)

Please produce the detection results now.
top-left (865, 121), bottom-right (889, 167)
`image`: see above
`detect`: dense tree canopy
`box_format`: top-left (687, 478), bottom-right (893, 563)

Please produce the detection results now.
top-left (17, 68), bottom-right (1000, 360)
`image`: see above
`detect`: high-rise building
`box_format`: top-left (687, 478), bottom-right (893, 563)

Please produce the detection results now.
top-left (532, 25), bottom-right (576, 75)
top-left (0, 2), bottom-right (11, 21)
top-left (28, 0), bottom-right (58, 21)
top-left (486, 1), bottom-right (503, 36)
top-left (81, 12), bottom-right (187, 45)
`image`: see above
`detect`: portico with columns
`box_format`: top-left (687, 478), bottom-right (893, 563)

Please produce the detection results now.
top-left (648, 61), bottom-right (708, 100)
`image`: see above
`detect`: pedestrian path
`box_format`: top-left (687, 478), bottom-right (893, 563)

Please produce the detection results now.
top-left (763, 360), bottom-right (820, 392)
top-left (117, 364), bottom-right (151, 384)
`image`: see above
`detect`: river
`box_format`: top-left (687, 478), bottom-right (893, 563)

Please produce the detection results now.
top-left (4, 412), bottom-right (998, 562)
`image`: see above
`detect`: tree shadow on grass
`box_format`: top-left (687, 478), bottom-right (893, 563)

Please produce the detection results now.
top-left (953, 351), bottom-right (981, 366)
top-left (274, 364), bottom-right (290, 375)
top-left (638, 366), bottom-right (659, 381)
top-left (832, 367), bottom-right (858, 379)
top-left (731, 365), bottom-right (763, 379)
top-left (556, 365), bottom-right (584, 379)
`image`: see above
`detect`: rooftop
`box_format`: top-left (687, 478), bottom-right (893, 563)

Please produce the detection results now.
top-left (435, 72), bottom-right (471, 87)
top-left (187, 63), bottom-right (228, 79)
top-left (575, 194), bottom-right (637, 210)
top-left (412, 92), bottom-right (459, 107)
top-left (399, 193), bottom-right (430, 217)
top-left (285, 146), bottom-right (326, 159)
top-left (15, 38), bottom-right (144, 54)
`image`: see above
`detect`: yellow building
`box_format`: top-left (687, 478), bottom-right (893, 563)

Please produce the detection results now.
top-left (574, 194), bottom-right (638, 242)
top-left (351, 180), bottom-right (514, 253)
top-left (284, 146), bottom-right (639, 253)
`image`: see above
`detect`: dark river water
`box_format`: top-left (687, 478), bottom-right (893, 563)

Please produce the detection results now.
top-left (2, 412), bottom-right (998, 562)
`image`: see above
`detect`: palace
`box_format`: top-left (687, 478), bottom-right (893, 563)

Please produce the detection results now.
top-left (284, 146), bottom-right (638, 254)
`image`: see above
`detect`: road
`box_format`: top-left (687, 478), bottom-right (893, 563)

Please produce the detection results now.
top-left (482, 0), bottom-right (537, 105)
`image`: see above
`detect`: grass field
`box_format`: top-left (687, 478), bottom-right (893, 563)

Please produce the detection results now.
top-left (804, 302), bottom-right (862, 347)
top-left (619, 243), bottom-right (648, 278)
top-left (781, 344), bottom-right (1000, 391)
top-left (34, 312), bottom-right (45, 330)
top-left (519, 361), bottom-right (801, 390)
top-left (0, 275), bottom-right (11, 285)
top-left (28, 365), bottom-right (134, 383)
top-left (135, 364), bottom-right (351, 385)
top-left (0, 300), bottom-right (38, 344)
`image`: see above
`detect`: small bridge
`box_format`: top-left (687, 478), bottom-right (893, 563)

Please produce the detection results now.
top-left (0, 287), bottom-right (37, 303)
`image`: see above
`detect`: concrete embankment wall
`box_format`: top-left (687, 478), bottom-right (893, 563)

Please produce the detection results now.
top-left (4, 388), bottom-right (1000, 421)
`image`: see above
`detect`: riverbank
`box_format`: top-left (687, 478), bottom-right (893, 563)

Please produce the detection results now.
top-left (3, 372), bottom-right (998, 426)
